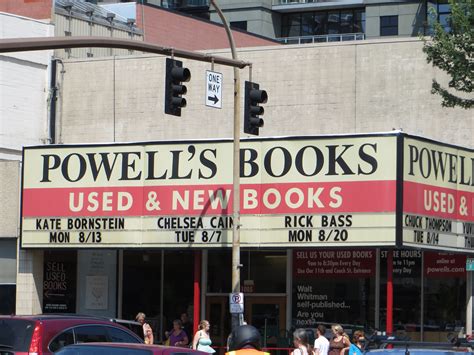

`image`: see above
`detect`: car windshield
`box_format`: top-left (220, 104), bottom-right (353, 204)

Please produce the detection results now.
top-left (0, 318), bottom-right (36, 351)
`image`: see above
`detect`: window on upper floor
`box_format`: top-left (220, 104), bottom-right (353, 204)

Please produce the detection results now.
top-left (281, 9), bottom-right (365, 38)
top-left (230, 21), bottom-right (248, 31)
top-left (427, 0), bottom-right (452, 32)
top-left (380, 15), bottom-right (398, 36)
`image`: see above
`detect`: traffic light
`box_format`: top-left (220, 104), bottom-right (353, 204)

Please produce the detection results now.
top-left (244, 81), bottom-right (268, 136)
top-left (164, 58), bottom-right (191, 116)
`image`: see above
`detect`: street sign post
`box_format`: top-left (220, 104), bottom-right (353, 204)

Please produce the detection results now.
top-left (229, 292), bottom-right (244, 314)
top-left (206, 70), bottom-right (223, 109)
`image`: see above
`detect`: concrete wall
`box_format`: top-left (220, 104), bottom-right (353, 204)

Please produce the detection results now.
top-left (0, 13), bottom-right (53, 315)
top-left (0, 161), bottom-right (20, 240)
top-left (57, 38), bottom-right (473, 149)
top-left (16, 250), bottom-right (44, 315)
top-left (364, 2), bottom-right (426, 38)
top-left (0, 12), bottom-right (54, 160)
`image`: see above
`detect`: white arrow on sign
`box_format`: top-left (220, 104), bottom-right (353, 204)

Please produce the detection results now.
top-left (205, 70), bottom-right (223, 109)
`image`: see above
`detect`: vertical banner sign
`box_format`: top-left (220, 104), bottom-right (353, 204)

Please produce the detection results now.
top-left (21, 134), bottom-right (399, 249)
top-left (403, 136), bottom-right (474, 252)
top-left (293, 249), bottom-right (375, 327)
top-left (43, 251), bottom-right (77, 313)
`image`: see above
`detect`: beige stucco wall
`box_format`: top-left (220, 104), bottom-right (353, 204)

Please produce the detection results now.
top-left (0, 161), bottom-right (20, 239)
top-left (58, 37), bottom-right (473, 148)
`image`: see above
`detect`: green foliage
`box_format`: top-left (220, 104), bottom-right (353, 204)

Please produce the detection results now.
top-left (422, 0), bottom-right (474, 109)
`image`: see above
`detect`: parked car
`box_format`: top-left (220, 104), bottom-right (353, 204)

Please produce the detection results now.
top-left (110, 318), bottom-right (145, 340)
top-left (0, 314), bottom-right (144, 355)
top-left (56, 343), bottom-right (207, 355)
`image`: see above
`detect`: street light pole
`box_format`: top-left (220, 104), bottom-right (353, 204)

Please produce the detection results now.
top-left (209, 0), bottom-right (242, 331)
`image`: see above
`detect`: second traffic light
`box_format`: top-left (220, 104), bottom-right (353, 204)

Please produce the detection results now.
top-left (244, 81), bottom-right (268, 136)
top-left (164, 58), bottom-right (191, 117)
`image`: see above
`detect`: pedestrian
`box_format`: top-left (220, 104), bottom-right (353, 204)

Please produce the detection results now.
top-left (136, 312), bottom-right (154, 345)
top-left (226, 324), bottom-right (269, 355)
top-left (292, 328), bottom-right (314, 355)
top-left (328, 325), bottom-right (350, 355)
top-left (165, 319), bottom-right (189, 347)
top-left (181, 312), bottom-right (193, 340)
top-left (314, 325), bottom-right (330, 355)
top-left (349, 330), bottom-right (365, 355)
top-left (192, 320), bottom-right (216, 353)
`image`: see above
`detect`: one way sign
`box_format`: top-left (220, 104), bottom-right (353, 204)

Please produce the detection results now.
top-left (206, 70), bottom-right (222, 109)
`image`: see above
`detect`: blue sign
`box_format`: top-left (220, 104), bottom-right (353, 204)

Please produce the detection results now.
top-left (466, 258), bottom-right (474, 271)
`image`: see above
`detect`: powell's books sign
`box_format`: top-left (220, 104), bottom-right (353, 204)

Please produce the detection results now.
top-left (20, 133), bottom-right (473, 252)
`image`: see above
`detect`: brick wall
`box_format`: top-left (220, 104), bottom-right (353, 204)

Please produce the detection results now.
top-left (0, 0), bottom-right (52, 20)
top-left (136, 5), bottom-right (278, 51)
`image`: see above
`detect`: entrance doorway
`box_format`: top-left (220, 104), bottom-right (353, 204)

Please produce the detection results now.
top-left (206, 296), bottom-right (286, 353)
top-left (245, 297), bottom-right (286, 349)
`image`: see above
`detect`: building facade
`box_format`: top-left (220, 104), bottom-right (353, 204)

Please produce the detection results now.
top-left (71, 0), bottom-right (448, 43)
top-left (12, 37), bottom-right (474, 349)
top-left (0, 12), bottom-right (54, 315)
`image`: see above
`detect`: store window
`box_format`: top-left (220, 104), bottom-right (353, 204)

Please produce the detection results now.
top-left (0, 239), bottom-right (16, 315)
top-left (380, 15), bottom-right (398, 36)
top-left (43, 251), bottom-right (77, 314)
top-left (293, 249), bottom-right (376, 330)
top-left (380, 250), bottom-right (422, 339)
top-left (207, 250), bottom-right (286, 294)
top-left (423, 252), bottom-right (466, 342)
top-left (380, 251), bottom-right (466, 341)
top-left (122, 250), bottom-right (194, 340)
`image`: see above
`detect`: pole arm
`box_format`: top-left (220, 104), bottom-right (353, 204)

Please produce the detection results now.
top-left (0, 36), bottom-right (250, 69)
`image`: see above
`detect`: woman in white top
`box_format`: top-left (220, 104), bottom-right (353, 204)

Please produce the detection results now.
top-left (292, 328), bottom-right (314, 355)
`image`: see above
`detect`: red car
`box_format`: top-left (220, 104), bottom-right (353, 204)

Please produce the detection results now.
top-left (0, 315), bottom-right (144, 355)
top-left (56, 343), bottom-right (208, 355)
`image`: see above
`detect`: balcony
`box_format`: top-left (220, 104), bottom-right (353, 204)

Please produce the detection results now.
top-left (276, 32), bottom-right (365, 44)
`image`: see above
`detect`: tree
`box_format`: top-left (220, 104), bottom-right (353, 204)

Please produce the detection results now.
top-left (422, 0), bottom-right (474, 109)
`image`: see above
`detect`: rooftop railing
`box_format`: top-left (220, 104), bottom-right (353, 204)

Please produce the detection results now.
top-left (276, 33), bottom-right (365, 44)
top-left (273, 0), bottom-right (336, 5)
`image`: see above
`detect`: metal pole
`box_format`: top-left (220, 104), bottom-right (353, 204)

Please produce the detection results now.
top-left (386, 251), bottom-right (393, 335)
top-left (209, 0), bottom-right (242, 331)
top-left (0, 36), bottom-right (250, 69)
top-left (466, 268), bottom-right (472, 337)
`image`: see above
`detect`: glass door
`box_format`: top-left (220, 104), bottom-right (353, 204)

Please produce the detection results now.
top-left (206, 296), bottom-right (230, 354)
top-left (245, 297), bottom-right (287, 350)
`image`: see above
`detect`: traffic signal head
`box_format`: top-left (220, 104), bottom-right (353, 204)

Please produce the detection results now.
top-left (165, 58), bottom-right (191, 116)
top-left (244, 81), bottom-right (268, 136)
